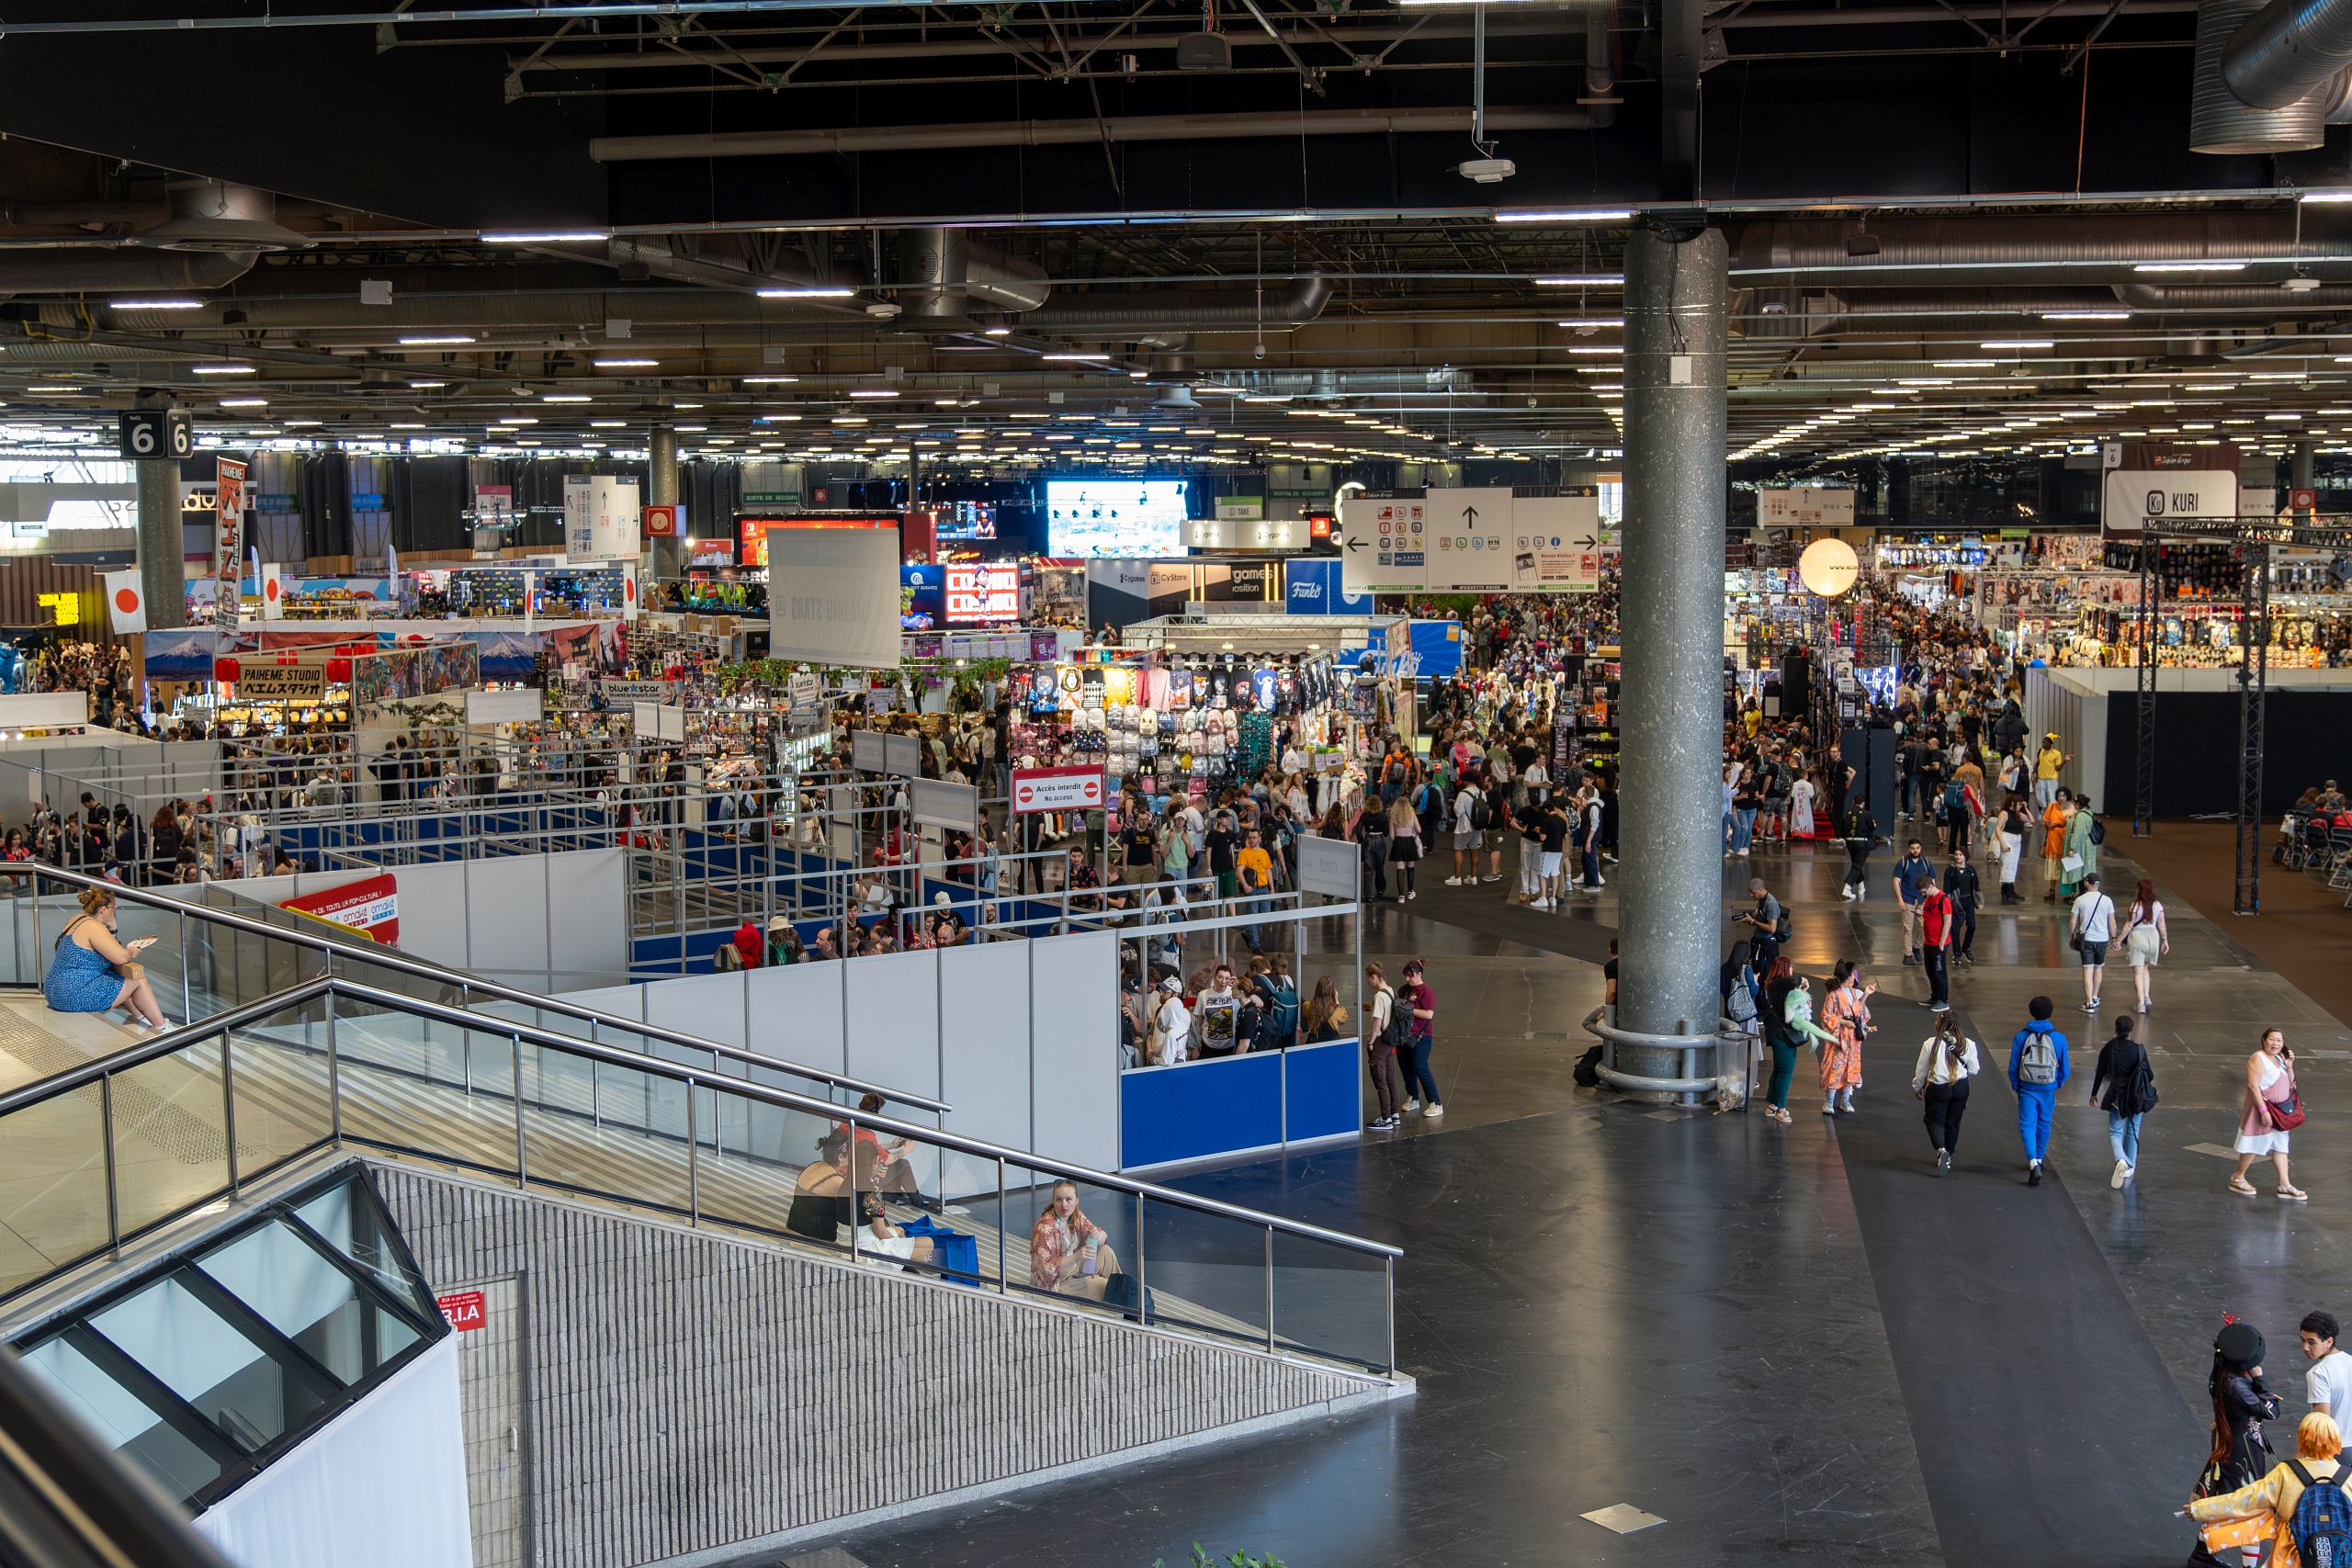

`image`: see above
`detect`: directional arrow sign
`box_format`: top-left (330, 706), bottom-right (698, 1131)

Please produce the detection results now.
top-left (1345, 536), bottom-right (1367, 551)
top-left (1462, 505), bottom-right (1480, 526)
top-left (1573, 532), bottom-right (1600, 549)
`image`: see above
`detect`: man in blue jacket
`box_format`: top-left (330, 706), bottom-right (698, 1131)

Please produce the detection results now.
top-left (2008, 995), bottom-right (2070, 1187)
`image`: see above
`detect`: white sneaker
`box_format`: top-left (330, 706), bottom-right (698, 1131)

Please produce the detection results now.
top-left (1841, 889), bottom-right (1856, 901)
top-left (1424, 1101), bottom-right (1445, 1118)
top-left (1444, 877), bottom-right (1464, 886)
top-left (2110, 1159), bottom-right (2130, 1189)
top-left (1405, 1099), bottom-right (1421, 1112)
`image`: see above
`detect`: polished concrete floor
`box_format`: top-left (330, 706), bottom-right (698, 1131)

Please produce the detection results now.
top-left (777, 821), bottom-right (2352, 1568)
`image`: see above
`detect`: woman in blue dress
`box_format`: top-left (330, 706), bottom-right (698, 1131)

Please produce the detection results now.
top-left (44, 886), bottom-right (168, 1030)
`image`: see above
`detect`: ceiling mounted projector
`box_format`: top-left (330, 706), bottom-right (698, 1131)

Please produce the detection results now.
top-left (1456, 158), bottom-right (1516, 184)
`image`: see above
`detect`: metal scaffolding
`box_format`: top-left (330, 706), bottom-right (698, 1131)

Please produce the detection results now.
top-left (2130, 514), bottom-right (2352, 916)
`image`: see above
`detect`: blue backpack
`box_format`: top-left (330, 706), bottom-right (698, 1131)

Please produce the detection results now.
top-left (2289, 1460), bottom-right (2352, 1568)
top-left (1266, 976), bottom-right (1299, 1039)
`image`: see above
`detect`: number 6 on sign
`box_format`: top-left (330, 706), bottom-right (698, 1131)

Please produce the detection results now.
top-left (117, 409), bottom-right (192, 461)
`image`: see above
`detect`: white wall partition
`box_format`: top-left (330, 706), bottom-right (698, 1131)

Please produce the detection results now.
top-left (561, 931), bottom-right (1116, 1173)
top-left (843, 950), bottom-right (941, 1104)
top-left (182, 847), bottom-right (630, 992)
top-left (193, 1334), bottom-right (471, 1568)
top-left (1028, 931), bottom-right (1119, 1175)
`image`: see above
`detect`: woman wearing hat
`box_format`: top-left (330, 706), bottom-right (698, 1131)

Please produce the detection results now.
top-left (764, 916), bottom-right (804, 966)
top-left (2188, 1322), bottom-right (2286, 1566)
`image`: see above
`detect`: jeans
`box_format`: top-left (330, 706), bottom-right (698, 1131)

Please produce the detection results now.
top-left (2018, 1086), bottom-right (2056, 1162)
top-left (1733, 808), bottom-right (1758, 852)
top-left (1403, 1031), bottom-right (1441, 1105)
top-left (2034, 777), bottom-right (2058, 811)
top-left (1723, 811), bottom-right (1738, 851)
top-left (1582, 845), bottom-right (1601, 888)
top-left (2108, 1109), bottom-right (2143, 1167)
top-left (1923, 1078), bottom-right (1970, 1152)
top-left (1767, 1040), bottom-right (1797, 1110)
top-left (1239, 896), bottom-right (1268, 951)
top-left (1925, 945), bottom-right (1950, 1005)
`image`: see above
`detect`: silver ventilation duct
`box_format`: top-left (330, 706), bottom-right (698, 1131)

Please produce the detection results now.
top-left (2223, 0), bottom-right (2352, 104)
top-left (899, 227), bottom-right (967, 321)
top-left (1730, 214), bottom-right (2352, 282)
top-left (130, 181), bottom-right (313, 254)
top-left (0, 247), bottom-right (255, 300)
top-left (964, 241), bottom-right (1051, 313)
top-left (1019, 275), bottom-right (1331, 331)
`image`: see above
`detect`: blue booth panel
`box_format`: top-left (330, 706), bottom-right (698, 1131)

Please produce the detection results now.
top-left (1122, 1053), bottom-right (1283, 1168)
top-left (1283, 1040), bottom-right (1361, 1143)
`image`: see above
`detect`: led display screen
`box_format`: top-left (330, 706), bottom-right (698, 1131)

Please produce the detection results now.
top-left (1046, 479), bottom-right (1187, 557)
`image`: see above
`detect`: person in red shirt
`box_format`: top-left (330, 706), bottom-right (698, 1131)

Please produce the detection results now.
top-left (732, 918), bottom-right (763, 968)
top-left (1918, 878), bottom-right (1955, 1012)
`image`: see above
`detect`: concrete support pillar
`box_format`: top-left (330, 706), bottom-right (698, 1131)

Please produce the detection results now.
top-left (135, 403), bottom-right (186, 630)
top-left (1615, 222), bottom-right (1729, 1085)
top-left (2294, 439), bottom-right (2315, 497)
top-left (648, 423), bottom-right (684, 584)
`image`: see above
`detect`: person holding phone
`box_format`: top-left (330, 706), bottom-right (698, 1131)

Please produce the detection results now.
top-left (1029, 1180), bottom-right (1121, 1301)
top-left (43, 885), bottom-right (167, 1030)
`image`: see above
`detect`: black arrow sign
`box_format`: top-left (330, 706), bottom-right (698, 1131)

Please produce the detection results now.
top-left (1344, 536), bottom-right (1367, 551)
top-left (1573, 533), bottom-right (1599, 549)
top-left (1462, 505), bottom-right (1480, 526)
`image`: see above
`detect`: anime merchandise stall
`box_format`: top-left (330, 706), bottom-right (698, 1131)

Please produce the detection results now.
top-left (1086, 614), bottom-right (1413, 807)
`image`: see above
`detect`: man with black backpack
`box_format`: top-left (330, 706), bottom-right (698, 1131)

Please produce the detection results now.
top-left (1362, 961), bottom-right (1407, 1130)
top-left (2008, 996), bottom-right (2070, 1186)
top-left (1447, 775), bottom-right (1487, 887)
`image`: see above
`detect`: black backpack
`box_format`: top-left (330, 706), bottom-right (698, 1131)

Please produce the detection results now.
top-left (2088, 817), bottom-right (2107, 846)
top-left (1468, 792), bottom-right (1493, 831)
top-left (1380, 990), bottom-right (1415, 1054)
top-left (1573, 1043), bottom-right (1603, 1086)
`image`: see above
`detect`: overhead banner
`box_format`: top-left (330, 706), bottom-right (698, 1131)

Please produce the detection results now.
top-left (763, 528), bottom-right (901, 668)
top-left (1510, 492), bottom-right (1603, 592)
top-left (280, 873), bottom-right (399, 945)
top-left (1336, 494), bottom-right (1427, 593)
top-left (1339, 489), bottom-right (1528, 592)
top-left (1758, 487), bottom-right (1857, 527)
top-left (212, 457), bottom-right (246, 632)
top-left (2101, 442), bottom-right (2241, 536)
top-left (562, 473), bottom-right (641, 563)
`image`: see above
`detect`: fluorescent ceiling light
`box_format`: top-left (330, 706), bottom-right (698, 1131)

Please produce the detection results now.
top-left (848, 389), bottom-right (899, 399)
top-left (480, 230), bottom-right (608, 243)
top-left (1569, 345), bottom-right (1624, 355)
top-left (594, 358), bottom-right (658, 367)
top-left (2303, 191), bottom-right (2352, 204)
top-left (218, 398), bottom-right (267, 408)
top-left (1557, 318), bottom-right (1623, 328)
top-left (112, 299), bottom-right (202, 310)
top-left (410, 380), bottom-right (449, 389)
top-left (493, 417), bottom-right (538, 425)
top-left (983, 327), bottom-right (1012, 336)
top-left (2042, 310), bottom-right (2131, 321)
top-left (191, 365), bottom-right (255, 375)
top-left (1534, 275), bottom-right (1624, 286)
top-left (543, 394), bottom-right (591, 402)
top-left (400, 335), bottom-right (476, 346)
top-left (1932, 359), bottom-right (1996, 367)
top-left (756, 287), bottom-right (855, 299)
top-left (741, 376), bottom-right (798, 384)
top-left (591, 420), bottom-right (628, 428)
top-left (1980, 339), bottom-right (2054, 349)
top-left (2134, 262), bottom-right (2245, 273)
top-left (1497, 209), bottom-right (1633, 223)
top-left (1042, 353), bottom-right (1113, 362)
top-left (23, 386), bottom-right (80, 393)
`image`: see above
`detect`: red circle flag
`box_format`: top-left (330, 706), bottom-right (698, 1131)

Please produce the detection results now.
top-left (113, 588), bottom-right (139, 613)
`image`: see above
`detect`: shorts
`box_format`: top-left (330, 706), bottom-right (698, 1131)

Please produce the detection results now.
top-left (2079, 939), bottom-right (2109, 966)
top-left (1483, 829), bottom-right (1505, 852)
top-left (1454, 829), bottom-right (1481, 851)
top-left (1540, 851), bottom-right (1562, 876)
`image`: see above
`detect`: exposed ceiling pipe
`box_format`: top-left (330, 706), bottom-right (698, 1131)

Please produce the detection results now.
top-left (964, 241), bottom-right (1051, 312)
top-left (0, 248), bottom-right (255, 301)
top-left (2223, 0), bottom-right (2352, 105)
top-left (2113, 280), bottom-right (2352, 304)
top-left (1014, 275), bottom-right (1331, 331)
top-left (606, 234), bottom-right (854, 297)
top-left (105, 292), bottom-right (856, 333)
top-left (2191, 0), bottom-right (2344, 150)
top-left (899, 227), bottom-right (967, 321)
top-left (1730, 215), bottom-right (2352, 283)
top-left (1586, 2), bottom-right (1616, 99)
top-left (590, 106), bottom-right (1609, 162)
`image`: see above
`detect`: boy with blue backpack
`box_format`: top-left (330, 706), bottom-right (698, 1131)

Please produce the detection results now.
top-left (2009, 996), bottom-right (2069, 1187)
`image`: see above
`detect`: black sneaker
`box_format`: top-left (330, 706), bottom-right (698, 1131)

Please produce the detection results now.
top-left (1902, 953), bottom-right (1919, 966)
top-left (2028, 1163), bottom-right (2043, 1187)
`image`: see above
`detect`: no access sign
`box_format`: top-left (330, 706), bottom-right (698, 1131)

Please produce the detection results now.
top-left (1012, 765), bottom-right (1105, 814)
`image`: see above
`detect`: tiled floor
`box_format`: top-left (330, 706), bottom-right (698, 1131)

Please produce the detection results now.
top-left (800, 820), bottom-right (2352, 1568)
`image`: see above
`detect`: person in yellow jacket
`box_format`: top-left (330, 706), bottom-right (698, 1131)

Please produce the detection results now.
top-left (2188, 1411), bottom-right (2348, 1567)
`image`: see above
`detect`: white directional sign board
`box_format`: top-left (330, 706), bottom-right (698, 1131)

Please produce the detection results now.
top-left (1424, 487), bottom-right (1514, 591)
top-left (1337, 494), bottom-right (1428, 594)
top-left (1510, 492), bottom-right (1604, 592)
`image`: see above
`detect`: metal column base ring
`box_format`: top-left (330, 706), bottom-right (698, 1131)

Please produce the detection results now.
top-left (1582, 1006), bottom-right (1735, 1094)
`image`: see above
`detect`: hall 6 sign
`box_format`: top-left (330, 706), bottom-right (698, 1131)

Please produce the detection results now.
top-left (118, 409), bottom-right (193, 461)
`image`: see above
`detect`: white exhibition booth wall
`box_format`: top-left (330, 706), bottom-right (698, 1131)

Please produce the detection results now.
top-left (551, 930), bottom-right (1121, 1180)
top-left (182, 847), bottom-right (632, 994)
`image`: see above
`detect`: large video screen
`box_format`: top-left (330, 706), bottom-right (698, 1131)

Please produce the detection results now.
top-left (1046, 479), bottom-right (1187, 557)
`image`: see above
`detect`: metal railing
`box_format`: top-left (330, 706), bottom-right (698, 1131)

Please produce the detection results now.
top-left (0, 974), bottom-right (1401, 1375)
top-left (6, 863), bottom-right (944, 1115)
